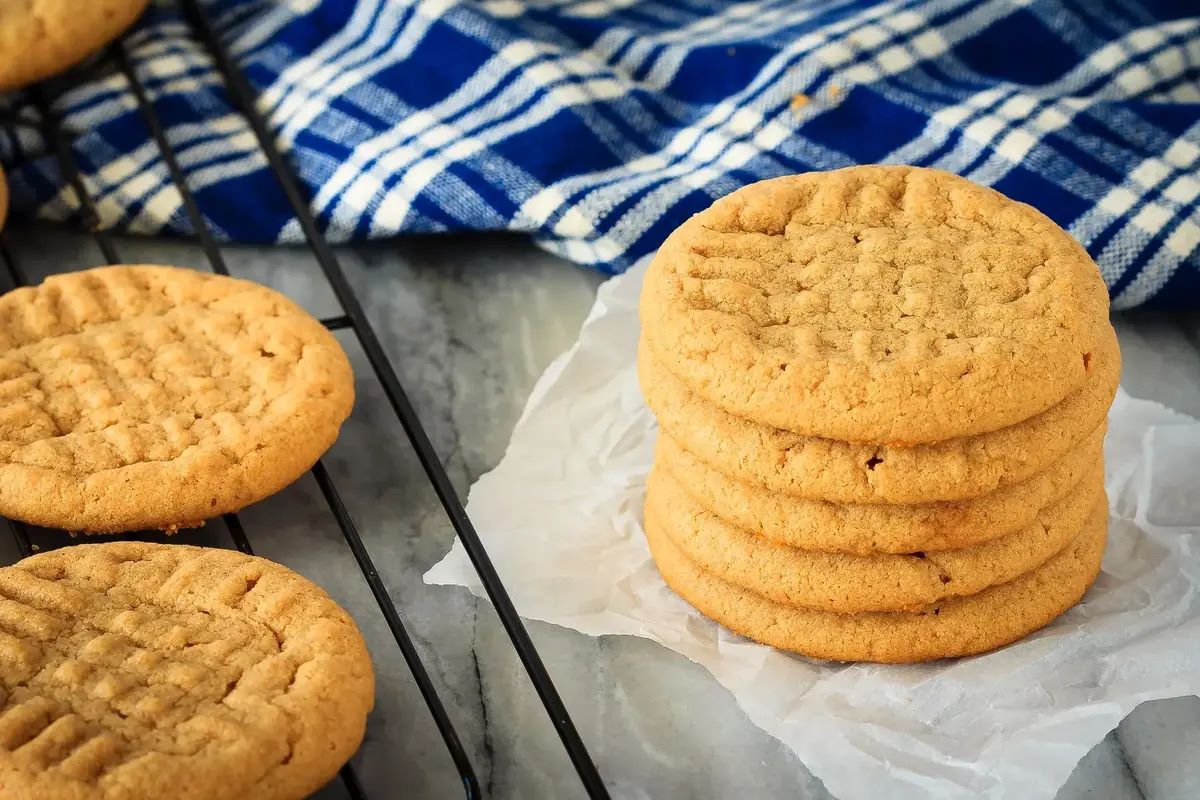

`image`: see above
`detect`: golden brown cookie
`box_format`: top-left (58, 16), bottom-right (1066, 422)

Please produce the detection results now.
top-left (655, 425), bottom-right (1104, 554)
top-left (640, 166), bottom-right (1111, 443)
top-left (646, 497), bottom-right (1107, 663)
top-left (0, 1), bottom-right (150, 91)
top-left (646, 461), bottom-right (1101, 613)
top-left (0, 265), bottom-right (355, 533)
top-left (0, 541), bottom-right (374, 799)
top-left (638, 324), bottom-right (1119, 503)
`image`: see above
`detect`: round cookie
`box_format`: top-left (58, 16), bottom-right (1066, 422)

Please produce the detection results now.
top-left (645, 498), bottom-right (1107, 663)
top-left (656, 424), bottom-right (1104, 554)
top-left (640, 165), bottom-right (1111, 443)
top-left (0, 1), bottom-right (150, 91)
top-left (638, 324), bottom-right (1119, 504)
top-left (646, 462), bottom-right (1101, 613)
top-left (0, 541), bottom-right (374, 799)
top-left (0, 265), bottom-right (355, 533)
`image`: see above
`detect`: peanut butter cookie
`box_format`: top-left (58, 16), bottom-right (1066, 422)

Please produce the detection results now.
top-left (0, 1), bottom-right (150, 91)
top-left (638, 324), bottom-right (1118, 504)
top-left (0, 265), bottom-right (355, 532)
top-left (646, 462), bottom-right (1101, 613)
top-left (646, 498), bottom-right (1107, 663)
top-left (640, 166), bottom-right (1111, 442)
top-left (0, 541), bottom-right (374, 799)
top-left (655, 425), bottom-right (1103, 553)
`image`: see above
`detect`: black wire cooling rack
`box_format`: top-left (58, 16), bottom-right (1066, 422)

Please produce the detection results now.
top-left (0, 2), bottom-right (610, 798)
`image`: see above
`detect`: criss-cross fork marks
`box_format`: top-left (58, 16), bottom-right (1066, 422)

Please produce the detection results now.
top-left (0, 547), bottom-right (327, 789)
top-left (664, 167), bottom-right (1090, 364)
top-left (0, 696), bottom-right (122, 783)
top-left (0, 266), bottom-right (342, 476)
top-left (681, 225), bottom-right (1050, 361)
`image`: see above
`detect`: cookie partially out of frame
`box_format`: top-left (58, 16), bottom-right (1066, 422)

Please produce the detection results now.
top-left (655, 425), bottom-right (1103, 554)
top-left (0, 265), bottom-right (355, 533)
top-left (646, 498), bottom-right (1107, 664)
top-left (640, 165), bottom-right (1111, 443)
top-left (638, 324), bottom-right (1119, 504)
top-left (0, 541), bottom-right (374, 800)
top-left (646, 461), bottom-right (1101, 613)
top-left (0, 1), bottom-right (150, 91)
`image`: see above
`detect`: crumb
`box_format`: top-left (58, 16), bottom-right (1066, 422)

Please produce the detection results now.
top-left (828, 84), bottom-right (843, 98)
top-left (790, 93), bottom-right (810, 112)
top-left (30, 544), bottom-right (40, 552)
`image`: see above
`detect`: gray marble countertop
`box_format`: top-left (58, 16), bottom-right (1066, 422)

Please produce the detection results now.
top-left (2, 223), bottom-right (1198, 800)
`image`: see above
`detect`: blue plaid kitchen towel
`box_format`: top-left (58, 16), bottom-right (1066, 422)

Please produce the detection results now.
top-left (0, 0), bottom-right (1197, 309)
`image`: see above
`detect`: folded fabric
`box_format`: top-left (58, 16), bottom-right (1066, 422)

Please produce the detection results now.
top-left (0, 0), bottom-right (1196, 309)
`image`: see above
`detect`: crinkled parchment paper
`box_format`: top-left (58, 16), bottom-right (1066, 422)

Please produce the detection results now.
top-left (426, 261), bottom-right (1200, 800)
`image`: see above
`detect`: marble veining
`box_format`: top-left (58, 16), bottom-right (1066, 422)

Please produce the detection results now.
top-left (0, 223), bottom-right (1197, 799)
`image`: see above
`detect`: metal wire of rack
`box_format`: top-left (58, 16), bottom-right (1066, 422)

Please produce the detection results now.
top-left (0, 2), bottom-right (610, 798)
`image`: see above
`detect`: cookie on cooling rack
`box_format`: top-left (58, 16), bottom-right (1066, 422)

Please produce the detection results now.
top-left (0, 265), bottom-right (355, 533)
top-left (0, 541), bottom-right (374, 799)
top-left (0, 0), bottom-right (150, 92)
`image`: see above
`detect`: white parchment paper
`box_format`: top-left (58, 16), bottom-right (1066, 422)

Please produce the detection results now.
top-left (425, 260), bottom-right (1200, 800)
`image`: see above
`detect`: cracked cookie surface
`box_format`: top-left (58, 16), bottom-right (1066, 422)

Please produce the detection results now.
top-left (646, 461), bottom-right (1101, 613)
top-left (640, 166), bottom-right (1111, 442)
top-left (0, 0), bottom-right (149, 91)
top-left (0, 541), bottom-right (374, 799)
top-left (646, 497), bottom-right (1107, 663)
top-left (0, 265), bottom-right (355, 532)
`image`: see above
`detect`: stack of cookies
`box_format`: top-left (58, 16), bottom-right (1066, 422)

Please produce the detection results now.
top-left (638, 165), bottom-right (1118, 664)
